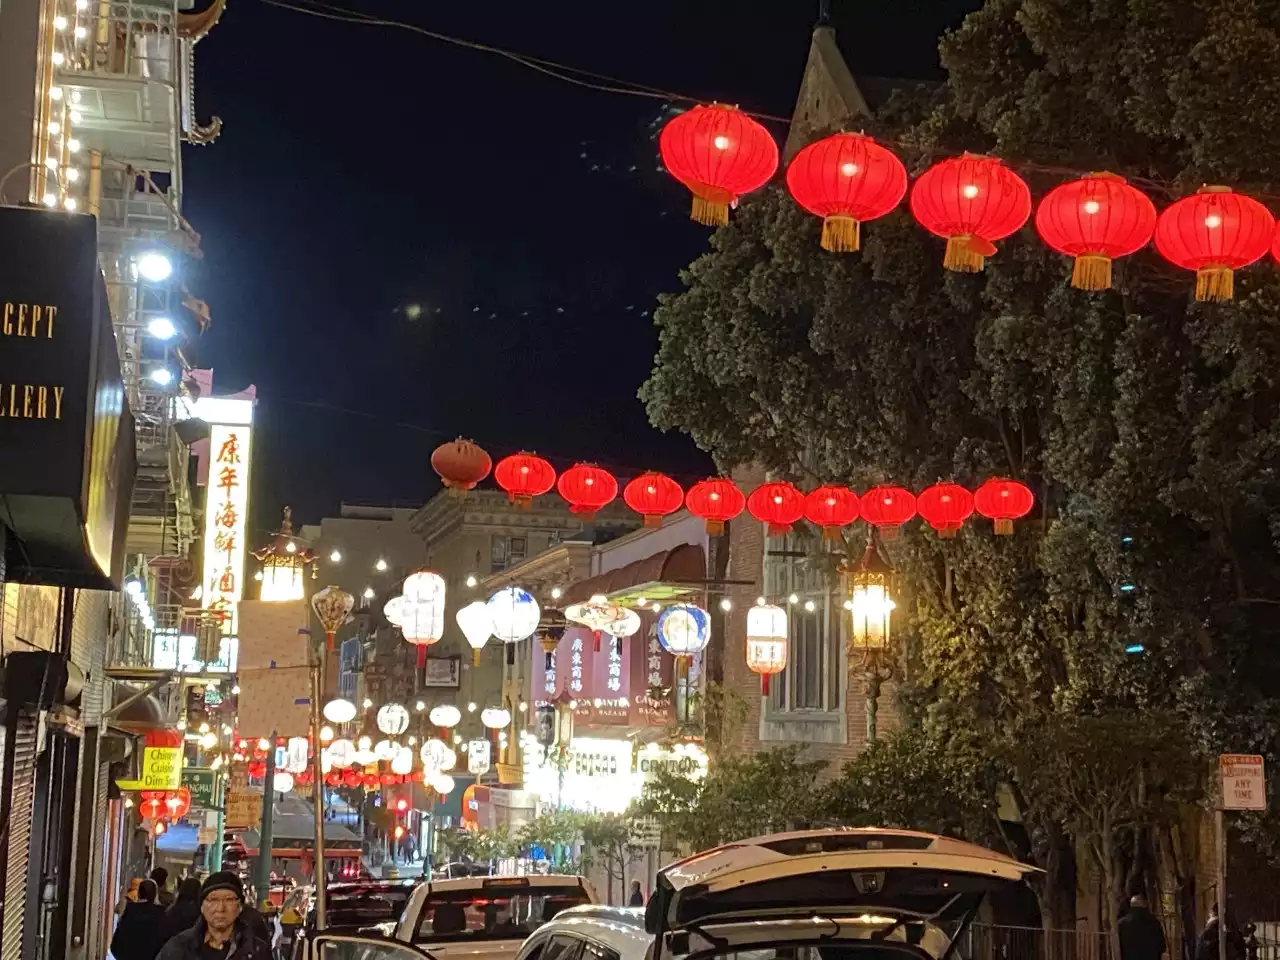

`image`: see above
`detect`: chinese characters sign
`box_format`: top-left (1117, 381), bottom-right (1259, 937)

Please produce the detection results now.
top-left (202, 423), bottom-right (252, 635)
top-left (531, 621), bottom-right (671, 727)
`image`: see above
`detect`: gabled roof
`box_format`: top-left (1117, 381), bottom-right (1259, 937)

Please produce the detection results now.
top-left (785, 24), bottom-right (872, 161)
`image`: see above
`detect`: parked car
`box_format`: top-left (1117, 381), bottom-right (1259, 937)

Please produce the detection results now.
top-left (286, 879), bottom-right (419, 959)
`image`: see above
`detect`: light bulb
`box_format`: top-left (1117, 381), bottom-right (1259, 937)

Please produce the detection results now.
top-left (375, 558), bottom-right (387, 572)
top-left (231, 684), bottom-right (241, 695)
top-left (329, 549), bottom-right (341, 562)
top-left (63, 196), bottom-right (75, 211)
top-left (362, 587), bottom-right (374, 599)
top-left (147, 316), bottom-right (176, 339)
top-left (67, 138), bottom-right (80, 153)
top-left (48, 121), bottom-right (60, 136)
top-left (719, 598), bottom-right (732, 612)
top-left (199, 722), bottom-right (210, 734)
top-left (713, 135), bottom-right (730, 150)
top-left (467, 702), bottom-right (477, 712)
top-left (550, 587), bottom-right (562, 599)
top-left (465, 574), bottom-right (477, 587)
top-left (841, 162), bottom-right (859, 176)
top-left (44, 157), bottom-right (58, 171)
top-left (68, 110), bottom-right (82, 125)
top-left (1083, 200), bottom-right (1100, 215)
top-left (75, 0), bottom-right (87, 8)
top-left (284, 540), bottom-right (297, 554)
top-left (1205, 214), bottom-right (1223, 229)
top-left (788, 594), bottom-right (799, 605)
top-left (51, 52), bottom-right (65, 65)
top-left (415, 700), bottom-right (425, 711)
top-left (135, 252), bottom-right (172, 282)
top-left (53, 15), bottom-right (67, 29)
top-left (65, 167), bottom-right (80, 182)
top-left (42, 193), bottom-right (56, 208)
top-left (73, 25), bottom-right (86, 38)
top-left (148, 368), bottom-right (173, 386)
top-left (50, 87), bottom-right (63, 101)
top-left (362, 698), bottom-right (372, 709)
top-left (962, 184), bottom-right (979, 199)
top-left (804, 600), bottom-right (816, 612)
top-left (518, 701), bottom-right (527, 712)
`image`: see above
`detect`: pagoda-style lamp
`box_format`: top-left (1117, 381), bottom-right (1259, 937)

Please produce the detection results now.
top-left (252, 507), bottom-right (318, 602)
top-left (844, 533), bottom-right (896, 742)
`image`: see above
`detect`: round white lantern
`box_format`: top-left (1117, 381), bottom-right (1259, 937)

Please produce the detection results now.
top-left (391, 746), bottom-right (414, 776)
top-left (486, 586), bottom-right (540, 643)
top-left (480, 707), bottom-right (511, 731)
top-left (420, 738), bottom-right (456, 774)
top-left (326, 738), bottom-right (355, 767)
top-left (353, 749), bottom-right (378, 766)
top-left (376, 703), bottom-right (410, 736)
top-left (374, 739), bottom-right (398, 761)
top-left (273, 771), bottom-right (295, 794)
top-left (746, 602), bottom-right (789, 695)
top-left (428, 704), bottom-right (461, 730)
top-left (456, 600), bottom-right (494, 665)
top-left (432, 773), bottom-right (456, 796)
top-left (383, 595), bottom-right (404, 627)
top-left (657, 603), bottom-right (711, 661)
top-left (400, 571), bottom-right (447, 644)
top-left (322, 697), bottom-right (357, 724)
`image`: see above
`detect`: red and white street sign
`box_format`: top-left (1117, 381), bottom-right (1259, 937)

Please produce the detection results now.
top-left (1220, 754), bottom-right (1267, 811)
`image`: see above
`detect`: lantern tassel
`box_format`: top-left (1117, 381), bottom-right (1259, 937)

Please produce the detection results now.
top-left (937, 525), bottom-right (960, 539)
top-left (1196, 266), bottom-right (1234, 302)
top-left (705, 519), bottom-right (725, 536)
top-left (761, 674), bottom-right (770, 696)
top-left (643, 515), bottom-right (663, 529)
top-left (944, 234), bottom-right (986, 273)
top-left (994, 518), bottom-right (1014, 536)
top-left (690, 196), bottom-right (729, 227)
top-left (417, 645), bottom-right (427, 668)
top-left (878, 525), bottom-right (900, 542)
top-left (821, 527), bottom-right (844, 543)
top-left (1072, 254), bottom-right (1112, 291)
top-left (821, 215), bottom-right (860, 253)
top-left (473, 649), bottom-right (481, 666)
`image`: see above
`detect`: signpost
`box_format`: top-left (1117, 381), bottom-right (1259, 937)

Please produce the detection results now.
top-left (182, 767), bottom-right (218, 809)
top-left (1218, 754), bottom-right (1266, 960)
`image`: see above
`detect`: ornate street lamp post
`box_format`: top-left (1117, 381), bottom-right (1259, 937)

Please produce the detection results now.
top-left (845, 533), bottom-right (896, 742)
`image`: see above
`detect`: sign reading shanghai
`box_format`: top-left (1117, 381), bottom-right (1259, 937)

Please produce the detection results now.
top-left (203, 421), bottom-right (253, 635)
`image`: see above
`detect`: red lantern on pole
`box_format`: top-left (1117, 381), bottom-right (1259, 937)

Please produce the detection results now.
top-left (623, 472), bottom-right (683, 527)
top-left (786, 133), bottom-right (908, 253)
top-left (803, 486), bottom-right (860, 541)
top-left (746, 481), bottom-right (806, 536)
top-left (431, 438), bottom-right (492, 493)
top-left (494, 452), bottom-right (556, 507)
top-left (916, 483), bottom-right (975, 538)
top-left (974, 478), bottom-right (1035, 535)
top-left (859, 486), bottom-right (916, 541)
top-left (1155, 186), bottom-right (1274, 302)
top-left (910, 154), bottom-right (1032, 272)
top-left (685, 478), bottom-right (746, 535)
top-left (556, 463), bottom-right (618, 518)
top-left (1035, 174), bottom-right (1157, 291)
top-left (659, 104), bottom-right (779, 226)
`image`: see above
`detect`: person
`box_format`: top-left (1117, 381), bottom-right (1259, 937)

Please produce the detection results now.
top-left (1196, 904), bottom-right (1247, 960)
top-left (155, 877), bottom-right (202, 949)
top-left (628, 880), bottom-right (645, 907)
top-left (156, 871), bottom-right (271, 960)
top-left (1118, 894), bottom-right (1166, 960)
top-left (111, 879), bottom-right (166, 960)
top-left (151, 867), bottom-right (175, 907)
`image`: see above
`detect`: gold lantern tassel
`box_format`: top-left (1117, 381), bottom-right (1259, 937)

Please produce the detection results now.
top-left (473, 649), bottom-right (481, 666)
top-left (822, 527), bottom-right (844, 543)
top-left (937, 525), bottom-right (959, 539)
top-left (705, 519), bottom-right (725, 536)
top-left (944, 234), bottom-right (985, 273)
top-left (821, 215), bottom-right (860, 253)
top-left (1072, 254), bottom-right (1112, 291)
top-left (878, 525), bottom-right (900, 542)
top-left (1195, 265), bottom-right (1234, 302)
top-left (994, 518), bottom-right (1014, 536)
top-left (643, 515), bottom-right (663, 529)
top-left (691, 196), bottom-right (729, 227)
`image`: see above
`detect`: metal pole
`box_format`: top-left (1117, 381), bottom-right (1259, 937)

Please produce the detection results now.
top-left (310, 636), bottom-right (329, 929)
top-left (210, 771), bottom-right (225, 872)
top-left (1217, 807), bottom-right (1228, 960)
top-left (866, 673), bottom-right (881, 743)
top-left (256, 734), bottom-right (276, 910)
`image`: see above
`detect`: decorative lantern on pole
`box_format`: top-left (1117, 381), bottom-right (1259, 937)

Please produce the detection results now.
top-left (312, 585), bottom-right (355, 654)
top-left (844, 535), bottom-right (896, 742)
top-left (565, 594), bottom-right (638, 653)
top-left (745, 601), bottom-right (788, 695)
top-left (656, 604), bottom-right (711, 669)
top-left (252, 507), bottom-right (317, 602)
top-left (456, 600), bottom-right (493, 665)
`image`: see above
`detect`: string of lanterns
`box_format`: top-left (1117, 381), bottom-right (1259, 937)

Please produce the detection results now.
top-left (658, 104), bottom-right (1280, 303)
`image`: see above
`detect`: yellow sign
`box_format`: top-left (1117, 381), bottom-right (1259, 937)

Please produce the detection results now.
top-left (202, 421), bottom-right (253, 636)
top-left (225, 790), bottom-right (263, 829)
top-left (140, 746), bottom-right (182, 790)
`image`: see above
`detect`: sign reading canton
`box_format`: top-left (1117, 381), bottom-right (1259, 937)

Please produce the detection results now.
top-left (0, 206), bottom-right (134, 588)
top-left (203, 421), bottom-right (252, 635)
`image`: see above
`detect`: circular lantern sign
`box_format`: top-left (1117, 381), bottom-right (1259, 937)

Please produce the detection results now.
top-left (481, 707), bottom-right (512, 731)
top-left (746, 481), bottom-right (806, 537)
top-left (1154, 186), bottom-right (1274, 302)
top-left (685, 478), bottom-right (746, 535)
top-left (428, 704), bottom-right (462, 733)
top-left (1034, 173), bottom-right (1156, 290)
top-left (659, 103), bottom-right (779, 226)
top-left (804, 486), bottom-right (859, 541)
top-left (431, 437), bottom-right (492, 492)
top-left (557, 463), bottom-right (618, 518)
top-left (400, 570), bottom-right (447, 666)
top-left (376, 703), bottom-right (410, 737)
top-left (910, 154), bottom-right (1032, 272)
top-left (468, 739), bottom-right (492, 776)
top-left (456, 600), bottom-right (493, 665)
top-left (382, 595), bottom-right (404, 627)
top-left (746, 601), bottom-right (788, 695)
top-left (566, 594), bottom-right (637, 653)
top-left (657, 603), bottom-right (711, 664)
top-left (623, 472), bottom-right (684, 527)
top-left (916, 483), bottom-right (976, 538)
top-left (859, 486), bottom-right (917, 541)
top-left (374, 739), bottom-right (398, 761)
top-left (494, 452), bottom-right (556, 508)
top-left (487, 586), bottom-right (540, 643)
top-left (974, 478), bottom-right (1035, 535)
top-left (322, 698), bottom-right (357, 724)
top-left (434, 774), bottom-right (456, 798)
top-left (786, 132), bottom-right (908, 253)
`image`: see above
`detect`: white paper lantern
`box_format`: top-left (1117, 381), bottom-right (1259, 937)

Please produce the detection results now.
top-left (376, 703), bottom-right (410, 736)
top-left (420, 738), bottom-right (456, 774)
top-left (354, 749), bottom-right (378, 766)
top-left (383, 595), bottom-right (404, 627)
top-left (326, 738), bottom-right (355, 767)
top-left (391, 746), bottom-right (415, 776)
top-left (657, 604), bottom-right (711, 660)
top-left (468, 739), bottom-right (491, 776)
top-left (486, 586), bottom-right (540, 643)
top-left (400, 571), bottom-right (447, 644)
top-left (480, 707), bottom-right (511, 731)
top-left (456, 600), bottom-right (494, 664)
top-left (374, 739), bottom-right (398, 761)
top-left (428, 704), bottom-right (461, 730)
top-left (273, 771), bottom-right (295, 794)
top-left (322, 698), bottom-right (357, 724)
top-left (746, 602), bottom-right (789, 695)
top-left (432, 773), bottom-right (456, 796)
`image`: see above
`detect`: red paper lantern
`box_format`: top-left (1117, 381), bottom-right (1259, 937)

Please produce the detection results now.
top-left (974, 478), bottom-right (1035, 535)
top-left (917, 483), bottom-right (976, 538)
top-left (859, 486), bottom-right (916, 541)
top-left (411, 770), bottom-right (425, 783)
top-left (804, 486), bottom-right (860, 541)
top-left (380, 772), bottom-right (398, 786)
top-left (248, 761), bottom-right (266, 778)
top-left (145, 728), bottom-right (184, 749)
top-left (910, 154), bottom-right (1032, 272)
top-left (786, 133), bottom-right (908, 253)
top-left (139, 797), bottom-right (165, 820)
top-left (1155, 186), bottom-right (1274, 302)
top-left (431, 438), bottom-right (491, 493)
top-left (685, 478), bottom-right (746, 535)
top-left (325, 771), bottom-right (343, 787)
top-left (1035, 174), bottom-right (1157, 290)
top-left (556, 463), bottom-right (618, 518)
top-left (164, 787), bottom-right (191, 821)
top-left (342, 769), bottom-right (362, 788)
top-left (659, 103), bottom-right (779, 226)
top-left (623, 472), bottom-right (684, 527)
top-left (494, 452), bottom-right (556, 507)
top-left (362, 773), bottom-right (379, 790)
top-left (747, 481), bottom-right (806, 536)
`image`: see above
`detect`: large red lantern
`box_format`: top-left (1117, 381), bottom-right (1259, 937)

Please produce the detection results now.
top-left (786, 133), bottom-right (908, 253)
top-left (325, 771), bottom-right (343, 787)
top-left (746, 481), bottom-right (805, 536)
top-left (804, 486), bottom-right (859, 541)
top-left (910, 154), bottom-right (1032, 272)
top-left (138, 796), bottom-right (165, 820)
top-left (859, 486), bottom-right (916, 541)
top-left (916, 483), bottom-right (975, 538)
top-left (1035, 174), bottom-right (1157, 290)
top-left (342, 769), bottom-right (362, 788)
top-left (431, 438), bottom-right (492, 493)
top-left (362, 773), bottom-right (380, 790)
top-left (1154, 186), bottom-right (1274, 302)
top-left (164, 787), bottom-right (191, 821)
top-left (623, 472), bottom-right (684, 527)
top-left (494, 452), bottom-right (556, 507)
top-left (974, 478), bottom-right (1035, 535)
top-left (556, 463), bottom-right (618, 518)
top-left (659, 103), bottom-right (779, 226)
top-left (685, 478), bottom-right (746, 535)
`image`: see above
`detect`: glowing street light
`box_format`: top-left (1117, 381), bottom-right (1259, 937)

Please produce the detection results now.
top-left (147, 316), bottom-right (177, 339)
top-left (135, 251), bottom-right (173, 282)
top-left (844, 534), bottom-right (896, 742)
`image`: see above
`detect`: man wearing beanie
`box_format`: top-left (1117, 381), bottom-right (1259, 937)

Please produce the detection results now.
top-left (156, 872), bottom-right (270, 960)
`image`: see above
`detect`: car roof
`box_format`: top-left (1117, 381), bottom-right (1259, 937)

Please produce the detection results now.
top-left (425, 874), bottom-right (589, 892)
top-left (532, 905), bottom-right (650, 957)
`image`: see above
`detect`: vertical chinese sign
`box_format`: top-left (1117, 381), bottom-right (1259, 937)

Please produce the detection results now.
top-left (202, 421), bottom-right (253, 636)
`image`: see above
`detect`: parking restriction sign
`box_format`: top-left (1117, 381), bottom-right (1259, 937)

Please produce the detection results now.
top-left (1220, 754), bottom-right (1267, 811)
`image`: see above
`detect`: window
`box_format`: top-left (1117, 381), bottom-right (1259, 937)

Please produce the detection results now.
top-left (412, 883), bottom-right (591, 944)
top-left (762, 532), bottom-right (844, 713)
top-left (490, 535), bottom-right (528, 573)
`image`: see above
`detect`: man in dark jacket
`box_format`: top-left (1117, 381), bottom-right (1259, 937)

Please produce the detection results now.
top-left (156, 872), bottom-right (270, 960)
top-left (155, 877), bottom-right (202, 949)
top-left (112, 879), bottom-right (166, 960)
top-left (1119, 895), bottom-right (1167, 960)
top-left (151, 868), bottom-right (175, 907)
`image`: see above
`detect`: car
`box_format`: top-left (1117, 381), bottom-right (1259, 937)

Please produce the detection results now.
top-left (286, 879), bottom-right (420, 959)
top-left (391, 875), bottom-right (597, 960)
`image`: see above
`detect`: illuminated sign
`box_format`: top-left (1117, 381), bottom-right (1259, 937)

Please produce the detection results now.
top-left (202, 420), bottom-right (252, 635)
top-left (522, 737), bottom-right (706, 814)
top-left (151, 630), bottom-right (238, 673)
top-left (139, 746), bottom-right (182, 790)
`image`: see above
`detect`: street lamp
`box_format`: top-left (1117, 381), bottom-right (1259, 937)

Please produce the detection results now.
top-left (845, 534), bottom-right (896, 742)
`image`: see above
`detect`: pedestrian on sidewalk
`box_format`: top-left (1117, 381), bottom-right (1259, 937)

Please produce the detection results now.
top-left (151, 867), bottom-right (175, 907)
top-left (156, 872), bottom-right (271, 960)
top-left (111, 879), bottom-right (166, 960)
top-left (155, 877), bottom-right (202, 950)
top-left (1118, 894), bottom-right (1166, 960)
top-left (628, 881), bottom-right (645, 907)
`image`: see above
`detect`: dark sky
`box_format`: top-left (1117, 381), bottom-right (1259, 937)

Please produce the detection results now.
top-left (181, 0), bottom-right (980, 537)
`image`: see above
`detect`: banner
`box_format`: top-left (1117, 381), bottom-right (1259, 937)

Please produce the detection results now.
top-left (236, 599), bottom-right (312, 737)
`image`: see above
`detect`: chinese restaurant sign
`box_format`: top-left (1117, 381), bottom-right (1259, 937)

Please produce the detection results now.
top-left (202, 422), bottom-right (252, 635)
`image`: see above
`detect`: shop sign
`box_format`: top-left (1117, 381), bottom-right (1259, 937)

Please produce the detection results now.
top-left (182, 767), bottom-right (218, 809)
top-left (201, 420), bottom-right (253, 636)
top-left (225, 790), bottom-right (264, 829)
top-left (636, 742), bottom-right (709, 780)
top-left (421, 656), bottom-right (461, 688)
top-left (139, 745), bottom-right (182, 790)
top-left (151, 630), bottom-right (238, 673)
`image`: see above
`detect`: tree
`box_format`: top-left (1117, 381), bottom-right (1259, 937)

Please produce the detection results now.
top-left (641, 0), bottom-right (1280, 929)
top-left (517, 810), bottom-right (585, 872)
top-left (580, 814), bottom-right (644, 905)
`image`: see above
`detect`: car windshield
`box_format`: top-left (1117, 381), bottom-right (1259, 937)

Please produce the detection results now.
top-left (413, 884), bottom-right (590, 943)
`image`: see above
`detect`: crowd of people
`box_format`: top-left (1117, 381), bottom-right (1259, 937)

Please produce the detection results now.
top-left (111, 869), bottom-right (273, 960)
top-left (1118, 895), bottom-right (1257, 960)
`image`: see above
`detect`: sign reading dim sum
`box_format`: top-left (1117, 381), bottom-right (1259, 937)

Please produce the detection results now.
top-left (202, 418), bottom-right (253, 635)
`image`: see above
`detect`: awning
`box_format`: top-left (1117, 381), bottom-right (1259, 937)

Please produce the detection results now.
top-left (561, 543), bottom-right (706, 606)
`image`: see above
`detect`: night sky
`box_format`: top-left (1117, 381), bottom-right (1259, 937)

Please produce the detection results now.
top-left (181, 0), bottom-right (980, 537)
